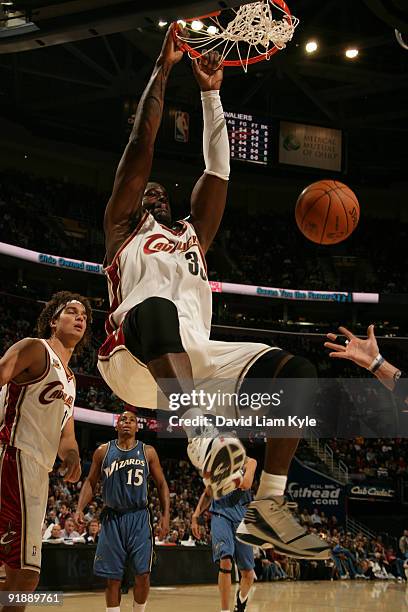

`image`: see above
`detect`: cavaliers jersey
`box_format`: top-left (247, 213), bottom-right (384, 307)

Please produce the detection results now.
top-left (210, 489), bottom-right (252, 524)
top-left (104, 212), bottom-right (212, 339)
top-left (101, 440), bottom-right (149, 511)
top-left (0, 339), bottom-right (75, 472)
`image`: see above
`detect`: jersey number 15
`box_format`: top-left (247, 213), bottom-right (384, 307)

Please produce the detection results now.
top-left (126, 468), bottom-right (144, 486)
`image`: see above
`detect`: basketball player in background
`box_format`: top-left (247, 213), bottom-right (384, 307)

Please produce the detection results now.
top-left (75, 411), bottom-right (170, 612)
top-left (97, 24), bottom-right (329, 560)
top-left (192, 457), bottom-right (257, 612)
top-left (325, 324), bottom-right (408, 401)
top-left (0, 292), bottom-right (91, 611)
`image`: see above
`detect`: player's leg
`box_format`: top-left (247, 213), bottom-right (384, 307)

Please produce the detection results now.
top-left (211, 514), bottom-right (236, 611)
top-left (94, 513), bottom-right (127, 612)
top-left (236, 350), bottom-right (330, 559)
top-left (123, 297), bottom-right (246, 489)
top-left (219, 558), bottom-right (233, 612)
top-left (0, 567), bottom-right (39, 612)
top-left (133, 573), bottom-right (150, 612)
top-left (233, 530), bottom-right (254, 612)
top-left (0, 448), bottom-right (45, 612)
top-left (105, 579), bottom-right (122, 609)
top-left (127, 509), bottom-right (154, 611)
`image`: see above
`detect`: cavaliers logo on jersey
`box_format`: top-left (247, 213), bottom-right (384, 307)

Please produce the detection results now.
top-left (39, 381), bottom-right (74, 409)
top-left (143, 233), bottom-right (199, 255)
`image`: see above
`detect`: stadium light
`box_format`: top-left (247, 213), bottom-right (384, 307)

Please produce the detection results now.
top-left (158, 20), bottom-right (167, 27)
top-left (345, 48), bottom-right (359, 59)
top-left (191, 20), bottom-right (204, 31)
top-left (305, 40), bottom-right (318, 54)
top-left (207, 25), bottom-right (219, 35)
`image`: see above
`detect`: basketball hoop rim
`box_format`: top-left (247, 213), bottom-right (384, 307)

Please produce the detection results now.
top-left (173, 0), bottom-right (294, 67)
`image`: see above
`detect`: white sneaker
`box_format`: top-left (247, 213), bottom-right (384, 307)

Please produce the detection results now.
top-left (187, 427), bottom-right (246, 499)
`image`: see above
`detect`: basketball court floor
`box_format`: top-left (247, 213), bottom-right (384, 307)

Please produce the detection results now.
top-left (60, 582), bottom-right (407, 611)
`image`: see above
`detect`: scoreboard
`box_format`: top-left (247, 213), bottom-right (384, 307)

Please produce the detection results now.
top-left (225, 110), bottom-right (270, 165)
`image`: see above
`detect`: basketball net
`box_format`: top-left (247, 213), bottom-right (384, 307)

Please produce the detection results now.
top-left (175, 0), bottom-right (299, 72)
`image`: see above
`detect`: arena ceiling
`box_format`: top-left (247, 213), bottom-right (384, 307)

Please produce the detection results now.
top-left (0, 0), bottom-right (407, 176)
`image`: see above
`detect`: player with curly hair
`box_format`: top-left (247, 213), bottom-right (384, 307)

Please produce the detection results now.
top-left (0, 291), bottom-right (92, 612)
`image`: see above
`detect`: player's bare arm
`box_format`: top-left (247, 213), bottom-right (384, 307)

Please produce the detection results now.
top-left (58, 416), bottom-right (81, 483)
top-left (75, 444), bottom-right (107, 523)
top-left (240, 457), bottom-right (257, 490)
top-left (192, 485), bottom-right (213, 539)
top-left (0, 337), bottom-right (48, 386)
top-left (189, 52), bottom-right (229, 254)
top-left (145, 445), bottom-right (170, 539)
top-left (325, 324), bottom-right (407, 403)
top-left (104, 26), bottom-right (183, 264)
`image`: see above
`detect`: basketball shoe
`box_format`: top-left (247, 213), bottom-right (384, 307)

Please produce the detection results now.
top-left (236, 497), bottom-right (331, 560)
top-left (234, 591), bottom-right (248, 612)
top-left (187, 426), bottom-right (246, 499)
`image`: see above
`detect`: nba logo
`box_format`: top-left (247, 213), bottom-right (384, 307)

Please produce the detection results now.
top-left (32, 546), bottom-right (37, 556)
top-left (174, 111), bottom-right (189, 143)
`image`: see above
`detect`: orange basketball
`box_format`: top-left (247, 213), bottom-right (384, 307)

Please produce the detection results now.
top-left (295, 180), bottom-right (360, 245)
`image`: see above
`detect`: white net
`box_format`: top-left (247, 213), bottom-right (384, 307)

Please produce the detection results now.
top-left (177, 0), bottom-right (299, 71)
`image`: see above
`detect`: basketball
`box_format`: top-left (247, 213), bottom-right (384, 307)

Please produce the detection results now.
top-left (295, 180), bottom-right (360, 245)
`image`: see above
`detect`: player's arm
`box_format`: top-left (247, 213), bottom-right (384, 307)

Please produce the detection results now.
top-left (191, 485), bottom-right (213, 539)
top-left (104, 26), bottom-right (183, 264)
top-left (58, 416), bottom-right (81, 483)
top-left (189, 52), bottom-right (229, 254)
top-left (240, 457), bottom-right (257, 490)
top-left (146, 445), bottom-right (170, 539)
top-left (324, 325), bottom-right (407, 401)
top-left (0, 338), bottom-right (47, 386)
top-left (74, 444), bottom-right (107, 524)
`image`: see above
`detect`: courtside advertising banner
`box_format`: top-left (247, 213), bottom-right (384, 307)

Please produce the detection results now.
top-left (287, 457), bottom-right (346, 521)
top-left (279, 121), bottom-right (343, 171)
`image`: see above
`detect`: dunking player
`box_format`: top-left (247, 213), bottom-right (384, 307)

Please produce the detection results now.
top-left (0, 292), bottom-right (91, 610)
top-left (192, 457), bottom-right (257, 612)
top-left (97, 25), bottom-right (329, 559)
top-left (75, 411), bottom-right (169, 612)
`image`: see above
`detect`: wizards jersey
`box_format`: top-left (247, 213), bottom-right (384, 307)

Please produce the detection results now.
top-left (101, 440), bottom-right (149, 510)
top-left (210, 489), bottom-right (252, 523)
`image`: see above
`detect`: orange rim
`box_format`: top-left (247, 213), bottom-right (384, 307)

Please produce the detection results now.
top-left (174, 0), bottom-right (293, 67)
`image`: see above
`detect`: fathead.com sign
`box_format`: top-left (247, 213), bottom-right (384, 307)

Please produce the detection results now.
top-left (287, 457), bottom-right (346, 521)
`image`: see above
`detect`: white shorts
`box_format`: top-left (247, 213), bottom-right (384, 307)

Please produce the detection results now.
top-left (98, 319), bottom-right (280, 415)
top-left (0, 446), bottom-right (49, 572)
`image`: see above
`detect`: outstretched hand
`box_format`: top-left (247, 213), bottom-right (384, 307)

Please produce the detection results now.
top-left (192, 50), bottom-right (224, 91)
top-left (324, 324), bottom-right (379, 370)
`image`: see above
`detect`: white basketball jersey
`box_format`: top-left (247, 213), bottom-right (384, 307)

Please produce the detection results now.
top-left (0, 340), bottom-right (76, 471)
top-left (104, 212), bottom-right (212, 338)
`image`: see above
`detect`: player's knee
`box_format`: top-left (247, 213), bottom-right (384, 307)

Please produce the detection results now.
top-left (241, 569), bottom-right (254, 584)
top-left (135, 572), bottom-right (150, 586)
top-left (219, 557), bottom-right (233, 572)
top-left (11, 570), bottom-right (39, 592)
top-left (106, 578), bottom-right (121, 592)
top-left (135, 297), bottom-right (184, 362)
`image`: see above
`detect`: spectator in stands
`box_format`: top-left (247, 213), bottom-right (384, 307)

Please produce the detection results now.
top-left (311, 508), bottom-right (323, 527)
top-left (61, 518), bottom-right (80, 540)
top-left (84, 519), bottom-right (100, 544)
top-left (399, 530), bottom-right (408, 559)
top-left (45, 524), bottom-right (63, 542)
top-left (57, 503), bottom-right (71, 529)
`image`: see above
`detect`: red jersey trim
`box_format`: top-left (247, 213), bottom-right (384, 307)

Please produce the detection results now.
top-left (104, 212), bottom-right (149, 273)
